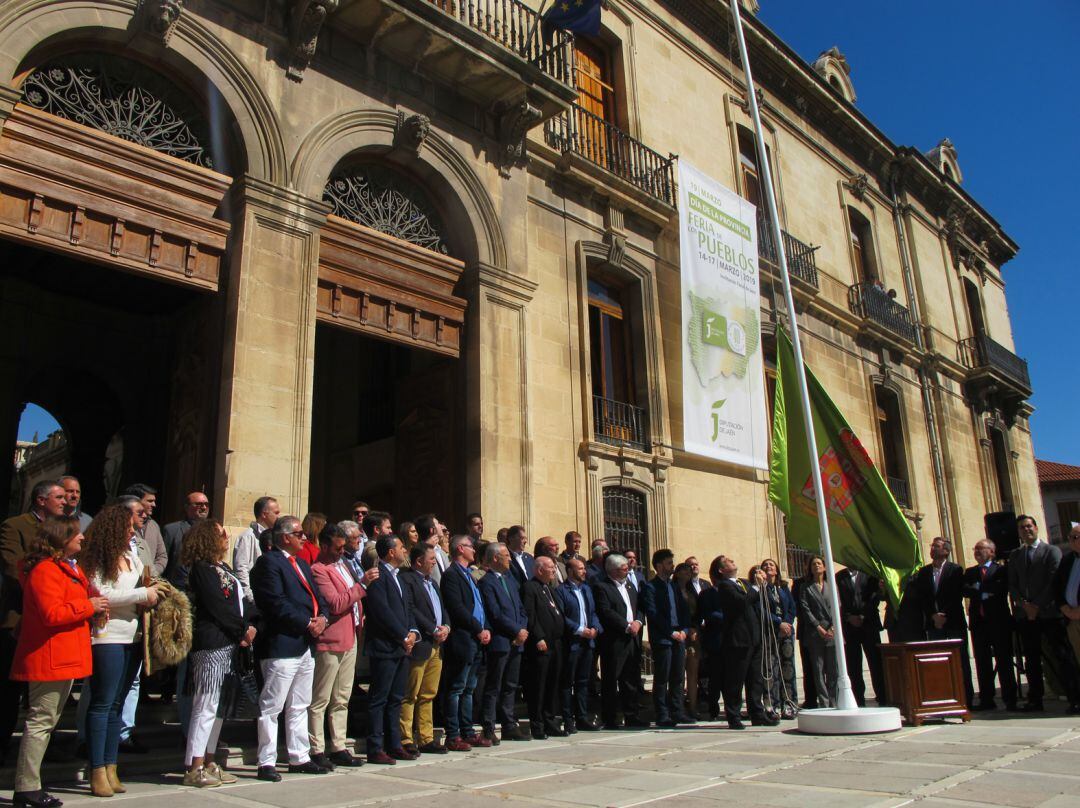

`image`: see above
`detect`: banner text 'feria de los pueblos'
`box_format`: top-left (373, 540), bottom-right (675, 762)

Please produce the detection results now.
top-left (678, 161), bottom-right (768, 469)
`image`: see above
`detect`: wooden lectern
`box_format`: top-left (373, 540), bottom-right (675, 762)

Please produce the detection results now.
top-left (880, 639), bottom-right (971, 726)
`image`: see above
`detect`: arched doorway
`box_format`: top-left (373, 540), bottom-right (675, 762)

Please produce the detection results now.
top-left (0, 49), bottom-right (241, 518)
top-left (308, 159), bottom-right (468, 526)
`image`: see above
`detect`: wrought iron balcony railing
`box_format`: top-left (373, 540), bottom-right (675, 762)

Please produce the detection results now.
top-left (545, 104), bottom-right (676, 206)
top-left (593, 395), bottom-right (649, 451)
top-left (424, 0), bottom-right (575, 85)
top-left (887, 476), bottom-right (911, 509)
top-left (848, 282), bottom-right (917, 345)
top-left (958, 333), bottom-right (1031, 391)
top-left (756, 216), bottom-right (819, 289)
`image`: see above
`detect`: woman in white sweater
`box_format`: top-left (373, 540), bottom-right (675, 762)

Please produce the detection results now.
top-left (80, 505), bottom-right (160, 798)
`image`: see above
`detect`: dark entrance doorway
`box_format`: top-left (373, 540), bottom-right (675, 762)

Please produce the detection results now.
top-left (0, 242), bottom-right (221, 518)
top-left (308, 322), bottom-right (464, 528)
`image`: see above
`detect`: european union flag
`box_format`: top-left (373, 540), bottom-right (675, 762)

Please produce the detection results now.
top-left (543, 0), bottom-right (602, 36)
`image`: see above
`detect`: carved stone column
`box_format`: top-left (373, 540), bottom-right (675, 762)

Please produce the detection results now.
top-left (214, 177), bottom-right (328, 531)
top-left (462, 262), bottom-right (536, 531)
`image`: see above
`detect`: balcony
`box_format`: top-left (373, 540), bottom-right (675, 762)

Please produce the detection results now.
top-left (958, 332), bottom-right (1031, 420)
top-left (545, 104), bottom-right (676, 207)
top-left (593, 395), bottom-right (650, 451)
top-left (756, 217), bottom-right (819, 290)
top-left (848, 282), bottom-right (918, 350)
top-left (336, 0), bottom-right (577, 119)
top-left (887, 476), bottom-right (911, 509)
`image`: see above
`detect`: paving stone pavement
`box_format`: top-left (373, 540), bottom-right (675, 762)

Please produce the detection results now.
top-left (33, 707), bottom-right (1080, 808)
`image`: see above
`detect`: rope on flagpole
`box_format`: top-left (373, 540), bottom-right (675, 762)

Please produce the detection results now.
top-left (728, 0), bottom-right (858, 712)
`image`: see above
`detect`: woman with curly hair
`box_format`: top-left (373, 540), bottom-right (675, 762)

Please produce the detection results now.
top-left (181, 519), bottom-right (257, 788)
top-left (9, 516), bottom-right (108, 808)
top-left (81, 504), bottom-right (161, 798)
top-left (759, 558), bottom-right (798, 719)
top-left (298, 512), bottom-right (325, 565)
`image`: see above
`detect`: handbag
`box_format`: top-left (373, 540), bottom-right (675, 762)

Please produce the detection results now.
top-left (218, 646), bottom-right (261, 720)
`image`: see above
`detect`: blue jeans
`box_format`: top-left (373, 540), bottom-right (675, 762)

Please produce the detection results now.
top-left (76, 663), bottom-right (140, 744)
top-left (442, 648), bottom-right (481, 740)
top-left (87, 643), bottom-right (141, 768)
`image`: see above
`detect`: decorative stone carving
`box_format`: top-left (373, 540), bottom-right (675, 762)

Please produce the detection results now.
top-left (495, 97), bottom-right (542, 176)
top-left (847, 172), bottom-right (871, 201)
top-left (287, 0), bottom-right (339, 82)
top-left (812, 46), bottom-right (856, 103)
top-left (605, 231), bottom-right (627, 269)
top-left (925, 137), bottom-right (963, 184)
top-left (139, 0), bottom-right (183, 45)
top-left (394, 111), bottom-right (431, 157)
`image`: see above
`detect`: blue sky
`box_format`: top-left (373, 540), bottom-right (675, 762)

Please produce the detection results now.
top-left (15, 2), bottom-right (1080, 463)
top-left (757, 0), bottom-right (1080, 463)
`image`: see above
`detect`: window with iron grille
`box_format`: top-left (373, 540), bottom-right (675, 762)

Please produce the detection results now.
top-left (602, 487), bottom-right (648, 564)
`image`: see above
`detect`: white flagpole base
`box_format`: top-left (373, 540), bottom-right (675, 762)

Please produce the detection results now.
top-left (796, 706), bottom-right (902, 735)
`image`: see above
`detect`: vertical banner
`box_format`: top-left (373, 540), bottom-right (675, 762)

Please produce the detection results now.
top-left (678, 161), bottom-right (768, 469)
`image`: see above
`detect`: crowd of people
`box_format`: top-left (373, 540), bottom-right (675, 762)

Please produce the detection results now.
top-left (1, 477), bottom-right (1080, 808)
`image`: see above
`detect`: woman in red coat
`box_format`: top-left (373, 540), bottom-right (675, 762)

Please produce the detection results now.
top-left (10, 516), bottom-right (108, 808)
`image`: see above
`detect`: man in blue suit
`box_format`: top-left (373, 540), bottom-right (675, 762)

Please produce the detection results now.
top-left (642, 548), bottom-right (693, 726)
top-left (363, 535), bottom-right (420, 764)
top-left (439, 536), bottom-right (492, 751)
top-left (478, 542), bottom-right (531, 742)
top-left (695, 564), bottom-right (726, 720)
top-left (506, 525), bottom-right (535, 588)
top-left (250, 516), bottom-right (331, 781)
top-left (555, 556), bottom-right (601, 731)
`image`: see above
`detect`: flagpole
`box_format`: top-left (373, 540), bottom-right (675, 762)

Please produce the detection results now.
top-left (521, 0), bottom-right (551, 60)
top-left (727, 0), bottom-right (860, 713)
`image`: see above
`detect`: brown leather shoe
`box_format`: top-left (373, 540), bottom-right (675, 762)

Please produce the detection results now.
top-left (389, 747), bottom-right (417, 761)
top-left (366, 751), bottom-right (396, 765)
top-left (463, 733), bottom-right (492, 748)
top-left (445, 737), bottom-right (472, 752)
top-left (418, 741), bottom-right (448, 754)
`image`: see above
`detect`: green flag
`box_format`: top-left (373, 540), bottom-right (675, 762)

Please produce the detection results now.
top-left (767, 328), bottom-right (922, 609)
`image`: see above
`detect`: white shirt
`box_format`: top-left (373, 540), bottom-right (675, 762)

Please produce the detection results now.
top-left (335, 561), bottom-right (360, 625)
top-left (615, 579), bottom-right (635, 627)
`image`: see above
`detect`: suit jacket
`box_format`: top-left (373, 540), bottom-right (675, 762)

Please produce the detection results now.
top-left (440, 561), bottom-right (488, 662)
top-left (716, 577), bottom-right (762, 649)
top-left (642, 576), bottom-right (690, 646)
top-left (836, 568), bottom-right (883, 633)
top-left (962, 561), bottom-right (1011, 629)
top-left (311, 559), bottom-right (365, 653)
top-left (478, 570), bottom-right (528, 654)
top-left (798, 580), bottom-right (834, 642)
top-left (521, 579), bottom-right (565, 652)
top-left (429, 546), bottom-right (451, 587)
top-left (1009, 541), bottom-right (1062, 619)
top-left (250, 548), bottom-right (330, 659)
top-left (363, 562), bottom-right (417, 659)
top-left (554, 581), bottom-right (601, 648)
top-left (188, 561), bottom-right (257, 653)
top-left (695, 585), bottom-right (725, 656)
top-left (911, 562), bottom-right (967, 636)
top-left (508, 551), bottom-right (535, 588)
top-left (399, 567), bottom-right (446, 662)
top-left (585, 562), bottom-right (605, 584)
top-left (592, 577), bottom-right (642, 652)
top-left (162, 518), bottom-right (196, 582)
top-left (0, 512), bottom-right (43, 629)
top-left (1053, 550), bottom-right (1080, 615)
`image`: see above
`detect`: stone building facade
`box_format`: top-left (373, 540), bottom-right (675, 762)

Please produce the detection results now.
top-left (0, 0), bottom-right (1038, 572)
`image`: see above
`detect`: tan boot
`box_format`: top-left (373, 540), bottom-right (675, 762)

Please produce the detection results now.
top-left (105, 764), bottom-right (126, 793)
top-left (90, 767), bottom-right (114, 798)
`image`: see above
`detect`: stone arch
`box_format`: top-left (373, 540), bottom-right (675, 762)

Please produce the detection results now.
top-left (813, 46), bottom-right (856, 104)
top-left (0, 0), bottom-right (287, 183)
top-left (925, 138), bottom-right (963, 184)
top-left (292, 109), bottom-right (506, 269)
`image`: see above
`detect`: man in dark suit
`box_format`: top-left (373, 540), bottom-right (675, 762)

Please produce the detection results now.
top-left (1008, 515), bottom-right (1065, 711)
top-left (962, 538), bottom-right (1018, 710)
top-left (836, 567), bottom-right (885, 706)
top-left (363, 535), bottom-right (421, 764)
top-left (521, 556), bottom-right (566, 738)
top-left (910, 536), bottom-right (974, 707)
top-left (0, 479), bottom-right (66, 761)
top-left (696, 562), bottom-right (726, 720)
top-left (592, 552), bottom-right (646, 729)
top-left (162, 491), bottom-right (210, 582)
top-left (624, 549), bottom-right (647, 594)
top-left (438, 536), bottom-right (492, 751)
top-left (642, 548), bottom-right (693, 726)
top-left (250, 516), bottom-right (331, 781)
top-left (398, 543), bottom-right (450, 754)
top-left (715, 556), bottom-right (775, 728)
top-left (1054, 526), bottom-right (1080, 714)
top-left (555, 556), bottom-right (600, 732)
top-left (477, 542), bottom-right (530, 743)
top-left (505, 525), bottom-right (535, 587)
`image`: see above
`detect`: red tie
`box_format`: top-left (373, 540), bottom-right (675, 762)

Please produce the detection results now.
top-left (289, 556), bottom-right (319, 617)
